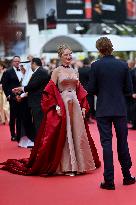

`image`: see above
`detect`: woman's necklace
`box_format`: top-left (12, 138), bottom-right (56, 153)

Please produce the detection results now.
top-left (61, 64), bottom-right (71, 69)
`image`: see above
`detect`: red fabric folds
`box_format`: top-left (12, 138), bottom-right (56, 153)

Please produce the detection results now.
top-left (0, 80), bottom-right (100, 175)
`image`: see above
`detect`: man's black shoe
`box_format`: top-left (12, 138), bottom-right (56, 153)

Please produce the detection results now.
top-left (123, 176), bottom-right (135, 185)
top-left (27, 146), bottom-right (34, 148)
top-left (100, 181), bottom-right (115, 190)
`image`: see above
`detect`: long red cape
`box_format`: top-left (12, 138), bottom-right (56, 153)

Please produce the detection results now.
top-left (0, 80), bottom-right (100, 175)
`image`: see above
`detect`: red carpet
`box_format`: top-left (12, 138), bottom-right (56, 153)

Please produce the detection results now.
top-left (0, 123), bottom-right (136, 205)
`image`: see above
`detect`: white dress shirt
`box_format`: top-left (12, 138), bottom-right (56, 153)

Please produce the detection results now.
top-left (33, 66), bottom-right (40, 73)
top-left (13, 66), bottom-right (23, 83)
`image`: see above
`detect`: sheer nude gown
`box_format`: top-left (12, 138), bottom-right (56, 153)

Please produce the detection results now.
top-left (52, 67), bottom-right (96, 173)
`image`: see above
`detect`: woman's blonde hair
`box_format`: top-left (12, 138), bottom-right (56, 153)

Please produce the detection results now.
top-left (96, 37), bottom-right (114, 56)
top-left (57, 44), bottom-right (72, 57)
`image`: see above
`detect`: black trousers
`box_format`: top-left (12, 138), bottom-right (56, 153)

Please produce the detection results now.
top-left (96, 116), bottom-right (132, 182)
top-left (31, 106), bottom-right (44, 140)
top-left (20, 98), bottom-right (34, 142)
top-left (9, 99), bottom-right (21, 140)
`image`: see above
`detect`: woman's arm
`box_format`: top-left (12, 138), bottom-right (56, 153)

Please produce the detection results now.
top-left (51, 68), bottom-right (59, 84)
top-left (51, 68), bottom-right (62, 116)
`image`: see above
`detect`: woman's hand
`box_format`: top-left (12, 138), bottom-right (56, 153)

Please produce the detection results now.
top-left (56, 105), bottom-right (61, 116)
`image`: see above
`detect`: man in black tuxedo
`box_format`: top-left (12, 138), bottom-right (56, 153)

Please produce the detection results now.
top-left (79, 57), bottom-right (95, 123)
top-left (2, 56), bottom-right (22, 141)
top-left (13, 58), bottom-right (49, 139)
top-left (88, 37), bottom-right (135, 190)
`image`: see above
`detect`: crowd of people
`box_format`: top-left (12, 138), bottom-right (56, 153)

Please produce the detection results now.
top-left (0, 37), bottom-right (136, 190)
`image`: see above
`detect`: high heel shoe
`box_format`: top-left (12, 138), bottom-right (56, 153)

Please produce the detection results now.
top-left (64, 171), bottom-right (76, 176)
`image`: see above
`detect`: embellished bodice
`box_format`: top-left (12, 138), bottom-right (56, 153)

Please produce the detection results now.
top-left (57, 68), bottom-right (78, 92)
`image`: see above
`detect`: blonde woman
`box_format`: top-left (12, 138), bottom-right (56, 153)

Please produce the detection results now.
top-left (0, 44), bottom-right (100, 176)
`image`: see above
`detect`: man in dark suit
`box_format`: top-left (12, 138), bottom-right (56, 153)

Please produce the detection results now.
top-left (2, 56), bottom-right (22, 141)
top-left (79, 57), bottom-right (95, 123)
top-left (13, 58), bottom-right (49, 139)
top-left (88, 37), bottom-right (135, 190)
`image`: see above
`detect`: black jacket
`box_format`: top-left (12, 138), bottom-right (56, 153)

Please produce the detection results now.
top-left (78, 66), bottom-right (91, 91)
top-left (88, 55), bottom-right (132, 117)
top-left (24, 67), bottom-right (49, 108)
top-left (1, 67), bottom-right (21, 99)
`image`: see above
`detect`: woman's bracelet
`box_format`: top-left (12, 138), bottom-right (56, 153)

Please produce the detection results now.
top-left (56, 105), bottom-right (60, 111)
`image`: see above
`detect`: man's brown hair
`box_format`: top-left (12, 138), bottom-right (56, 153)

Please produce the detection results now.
top-left (96, 37), bottom-right (113, 56)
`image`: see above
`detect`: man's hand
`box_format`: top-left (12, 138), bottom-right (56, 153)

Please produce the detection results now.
top-left (132, 93), bottom-right (136, 99)
top-left (16, 95), bottom-right (22, 102)
top-left (12, 87), bottom-right (23, 94)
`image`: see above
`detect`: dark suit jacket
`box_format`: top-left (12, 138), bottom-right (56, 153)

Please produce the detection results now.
top-left (88, 55), bottom-right (133, 117)
top-left (1, 67), bottom-right (21, 99)
top-left (24, 67), bottom-right (49, 108)
top-left (78, 66), bottom-right (91, 91)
